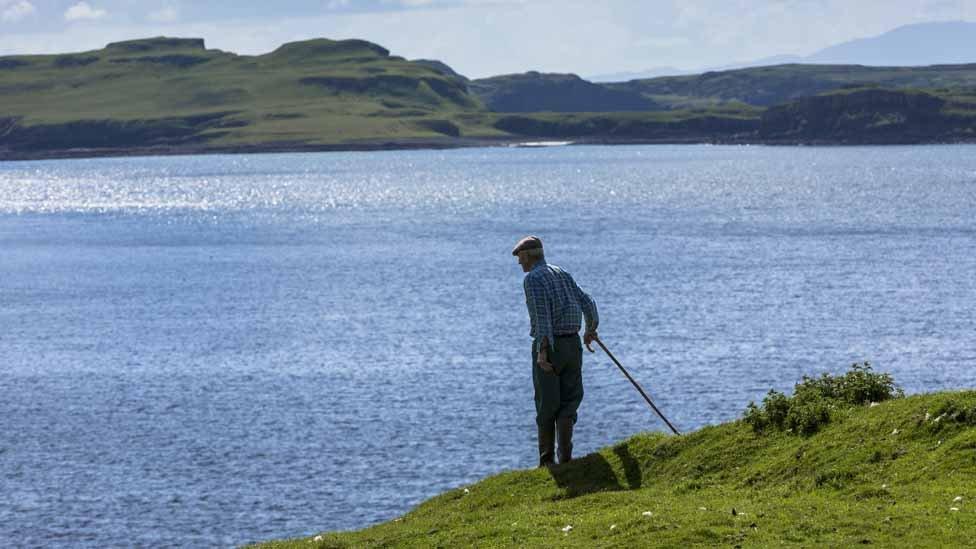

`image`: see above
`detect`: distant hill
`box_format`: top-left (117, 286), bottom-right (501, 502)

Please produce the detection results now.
top-left (2, 36), bottom-right (976, 158)
top-left (587, 66), bottom-right (689, 83)
top-left (469, 72), bottom-right (658, 112)
top-left (476, 63), bottom-right (976, 112)
top-left (610, 63), bottom-right (976, 107)
top-left (807, 21), bottom-right (976, 66)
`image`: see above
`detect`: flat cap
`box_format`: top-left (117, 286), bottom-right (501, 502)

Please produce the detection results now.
top-left (511, 235), bottom-right (543, 256)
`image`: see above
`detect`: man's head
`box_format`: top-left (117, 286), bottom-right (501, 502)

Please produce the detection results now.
top-left (512, 235), bottom-right (544, 273)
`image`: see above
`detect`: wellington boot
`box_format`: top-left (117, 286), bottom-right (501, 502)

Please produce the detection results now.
top-left (538, 421), bottom-right (556, 467)
top-left (556, 416), bottom-right (574, 464)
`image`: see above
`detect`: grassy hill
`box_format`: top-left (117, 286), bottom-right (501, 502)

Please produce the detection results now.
top-left (255, 367), bottom-right (976, 547)
top-left (468, 72), bottom-right (659, 112)
top-left (469, 63), bottom-right (976, 112)
top-left (0, 36), bottom-right (503, 155)
top-left (605, 63), bottom-right (976, 109)
top-left (2, 36), bottom-right (976, 157)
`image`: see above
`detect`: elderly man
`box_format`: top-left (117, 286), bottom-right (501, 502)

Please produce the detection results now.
top-left (513, 235), bottom-right (599, 467)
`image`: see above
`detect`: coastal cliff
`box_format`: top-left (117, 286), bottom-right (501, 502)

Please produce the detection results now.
top-left (2, 36), bottom-right (976, 159)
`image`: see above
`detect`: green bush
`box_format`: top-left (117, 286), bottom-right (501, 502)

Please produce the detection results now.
top-left (744, 362), bottom-right (903, 436)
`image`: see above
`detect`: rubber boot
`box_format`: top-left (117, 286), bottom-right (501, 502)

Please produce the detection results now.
top-left (556, 416), bottom-right (574, 464)
top-left (538, 421), bottom-right (555, 467)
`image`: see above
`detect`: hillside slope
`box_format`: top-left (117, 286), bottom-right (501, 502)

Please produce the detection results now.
top-left (0, 36), bottom-right (498, 155)
top-left (257, 390), bottom-right (976, 547)
top-left (469, 72), bottom-right (659, 112)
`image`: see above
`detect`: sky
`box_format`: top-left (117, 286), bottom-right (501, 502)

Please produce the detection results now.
top-left (0, 0), bottom-right (975, 78)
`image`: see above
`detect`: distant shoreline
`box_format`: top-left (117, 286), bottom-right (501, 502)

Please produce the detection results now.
top-left (3, 136), bottom-right (975, 162)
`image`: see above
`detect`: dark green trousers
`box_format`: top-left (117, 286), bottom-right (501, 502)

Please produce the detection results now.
top-left (532, 334), bottom-right (584, 426)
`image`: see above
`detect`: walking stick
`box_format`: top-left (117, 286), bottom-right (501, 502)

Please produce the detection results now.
top-left (590, 336), bottom-right (681, 435)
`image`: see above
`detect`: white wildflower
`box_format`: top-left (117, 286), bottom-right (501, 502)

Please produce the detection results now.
top-left (950, 507), bottom-right (960, 512)
top-left (562, 525), bottom-right (573, 532)
top-left (954, 496), bottom-right (964, 502)
top-left (642, 511), bottom-right (653, 517)
top-left (610, 524), bottom-right (617, 530)
top-left (463, 488), bottom-right (470, 494)
top-left (891, 428), bottom-right (899, 435)
top-left (698, 507), bottom-right (707, 511)
top-left (870, 402), bottom-right (879, 407)
top-left (313, 535), bottom-right (324, 541)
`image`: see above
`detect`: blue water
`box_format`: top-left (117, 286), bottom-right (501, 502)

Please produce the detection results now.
top-left (2, 145), bottom-right (975, 547)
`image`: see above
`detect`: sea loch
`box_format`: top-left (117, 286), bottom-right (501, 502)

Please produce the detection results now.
top-left (2, 145), bottom-right (975, 547)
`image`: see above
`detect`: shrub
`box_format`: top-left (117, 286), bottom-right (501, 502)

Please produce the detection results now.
top-left (744, 362), bottom-right (902, 436)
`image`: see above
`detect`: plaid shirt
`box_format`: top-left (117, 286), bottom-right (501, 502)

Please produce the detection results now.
top-left (523, 260), bottom-right (598, 352)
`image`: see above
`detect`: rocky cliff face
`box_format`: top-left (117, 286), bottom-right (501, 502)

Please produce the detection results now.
top-left (759, 88), bottom-right (955, 142)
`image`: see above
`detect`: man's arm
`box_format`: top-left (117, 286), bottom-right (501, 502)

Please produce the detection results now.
top-left (574, 280), bottom-right (599, 348)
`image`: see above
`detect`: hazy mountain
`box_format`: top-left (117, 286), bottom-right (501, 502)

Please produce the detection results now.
top-left (721, 21), bottom-right (976, 71)
top-left (588, 66), bottom-right (689, 83)
top-left (595, 21), bottom-right (976, 82)
top-left (705, 54), bottom-right (804, 72)
top-left (806, 21), bottom-right (976, 66)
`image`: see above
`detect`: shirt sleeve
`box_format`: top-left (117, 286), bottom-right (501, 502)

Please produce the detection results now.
top-left (524, 274), bottom-right (554, 354)
top-left (575, 279), bottom-right (599, 334)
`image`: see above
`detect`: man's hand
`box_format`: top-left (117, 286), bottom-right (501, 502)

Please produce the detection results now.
top-left (537, 348), bottom-right (554, 373)
top-left (583, 331), bottom-right (598, 353)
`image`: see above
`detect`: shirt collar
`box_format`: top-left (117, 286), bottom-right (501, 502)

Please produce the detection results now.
top-left (531, 259), bottom-right (547, 272)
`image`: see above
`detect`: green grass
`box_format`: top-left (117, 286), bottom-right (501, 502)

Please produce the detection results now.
top-left (255, 390), bottom-right (976, 548)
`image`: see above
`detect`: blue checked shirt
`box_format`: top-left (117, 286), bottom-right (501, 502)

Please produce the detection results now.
top-left (523, 260), bottom-right (598, 352)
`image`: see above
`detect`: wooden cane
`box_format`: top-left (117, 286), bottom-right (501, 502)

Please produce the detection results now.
top-left (590, 336), bottom-right (681, 435)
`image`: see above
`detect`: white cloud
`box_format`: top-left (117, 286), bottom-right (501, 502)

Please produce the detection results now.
top-left (64, 1), bottom-right (107, 21)
top-left (148, 6), bottom-right (178, 23)
top-left (1, 0), bottom-right (35, 22)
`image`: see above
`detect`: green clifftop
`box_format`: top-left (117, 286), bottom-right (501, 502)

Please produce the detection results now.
top-left (257, 388), bottom-right (976, 548)
top-left (0, 36), bottom-right (496, 156)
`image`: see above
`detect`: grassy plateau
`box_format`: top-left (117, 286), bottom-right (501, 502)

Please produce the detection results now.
top-left (255, 365), bottom-right (976, 548)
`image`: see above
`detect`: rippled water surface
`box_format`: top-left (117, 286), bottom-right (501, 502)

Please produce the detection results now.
top-left (2, 145), bottom-right (975, 547)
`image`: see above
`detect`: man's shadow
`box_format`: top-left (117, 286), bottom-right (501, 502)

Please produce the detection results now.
top-left (547, 443), bottom-right (643, 499)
